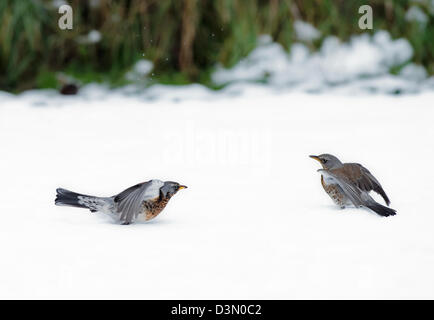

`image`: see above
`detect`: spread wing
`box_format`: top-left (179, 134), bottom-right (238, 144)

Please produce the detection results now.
top-left (114, 179), bottom-right (164, 223)
top-left (318, 169), bottom-right (365, 207)
top-left (343, 163), bottom-right (390, 205)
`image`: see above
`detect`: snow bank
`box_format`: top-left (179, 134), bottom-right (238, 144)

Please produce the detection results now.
top-left (213, 31), bottom-right (432, 95)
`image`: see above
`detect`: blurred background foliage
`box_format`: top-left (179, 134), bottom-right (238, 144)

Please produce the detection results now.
top-left (0, 0), bottom-right (433, 92)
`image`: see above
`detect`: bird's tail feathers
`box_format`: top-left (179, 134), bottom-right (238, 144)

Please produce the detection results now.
top-left (366, 201), bottom-right (396, 217)
top-left (55, 188), bottom-right (108, 213)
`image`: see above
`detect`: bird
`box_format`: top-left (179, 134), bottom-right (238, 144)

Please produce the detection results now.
top-left (309, 154), bottom-right (396, 217)
top-left (55, 180), bottom-right (187, 224)
top-left (57, 73), bottom-right (79, 95)
top-left (59, 83), bottom-right (79, 95)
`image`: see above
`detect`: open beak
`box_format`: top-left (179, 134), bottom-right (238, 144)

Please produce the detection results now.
top-left (178, 185), bottom-right (188, 190)
top-left (309, 155), bottom-right (321, 162)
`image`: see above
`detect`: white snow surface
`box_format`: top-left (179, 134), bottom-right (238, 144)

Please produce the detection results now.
top-left (1, 89), bottom-right (434, 299)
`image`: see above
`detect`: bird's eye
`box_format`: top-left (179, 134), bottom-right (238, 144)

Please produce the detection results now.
top-left (322, 159), bottom-right (328, 163)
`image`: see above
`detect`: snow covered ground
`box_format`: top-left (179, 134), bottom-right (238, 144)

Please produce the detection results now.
top-left (1, 88), bottom-right (434, 299)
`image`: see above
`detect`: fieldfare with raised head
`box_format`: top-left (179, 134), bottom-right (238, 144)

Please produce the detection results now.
top-left (310, 154), bottom-right (396, 217)
top-left (55, 179), bottom-right (187, 224)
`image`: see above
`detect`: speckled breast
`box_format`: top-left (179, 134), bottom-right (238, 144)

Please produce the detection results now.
top-left (321, 175), bottom-right (346, 207)
top-left (142, 197), bottom-right (170, 221)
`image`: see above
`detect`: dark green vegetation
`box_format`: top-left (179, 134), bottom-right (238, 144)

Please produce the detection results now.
top-left (1, 0), bottom-right (433, 92)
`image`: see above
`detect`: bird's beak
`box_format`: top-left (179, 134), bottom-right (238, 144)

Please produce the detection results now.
top-left (309, 155), bottom-right (321, 162)
top-left (179, 185), bottom-right (188, 190)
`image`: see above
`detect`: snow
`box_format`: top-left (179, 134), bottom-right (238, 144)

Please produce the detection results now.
top-left (78, 30), bottom-right (102, 44)
top-left (132, 60), bottom-right (153, 76)
top-left (400, 63), bottom-right (428, 82)
top-left (212, 31), bottom-right (433, 95)
top-left (1, 88), bottom-right (434, 299)
top-left (406, 6), bottom-right (429, 26)
top-left (294, 20), bottom-right (321, 42)
top-left (125, 60), bottom-right (154, 82)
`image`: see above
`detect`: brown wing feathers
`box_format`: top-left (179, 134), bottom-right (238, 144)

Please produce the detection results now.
top-left (332, 164), bottom-right (391, 206)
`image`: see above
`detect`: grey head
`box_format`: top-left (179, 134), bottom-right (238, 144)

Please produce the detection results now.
top-left (309, 154), bottom-right (343, 170)
top-left (160, 181), bottom-right (188, 198)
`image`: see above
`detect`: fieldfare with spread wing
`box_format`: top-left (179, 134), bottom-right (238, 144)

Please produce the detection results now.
top-left (310, 154), bottom-right (396, 217)
top-left (55, 179), bottom-right (187, 224)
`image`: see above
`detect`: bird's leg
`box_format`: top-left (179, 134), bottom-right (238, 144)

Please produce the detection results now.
top-left (121, 221), bottom-right (130, 225)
